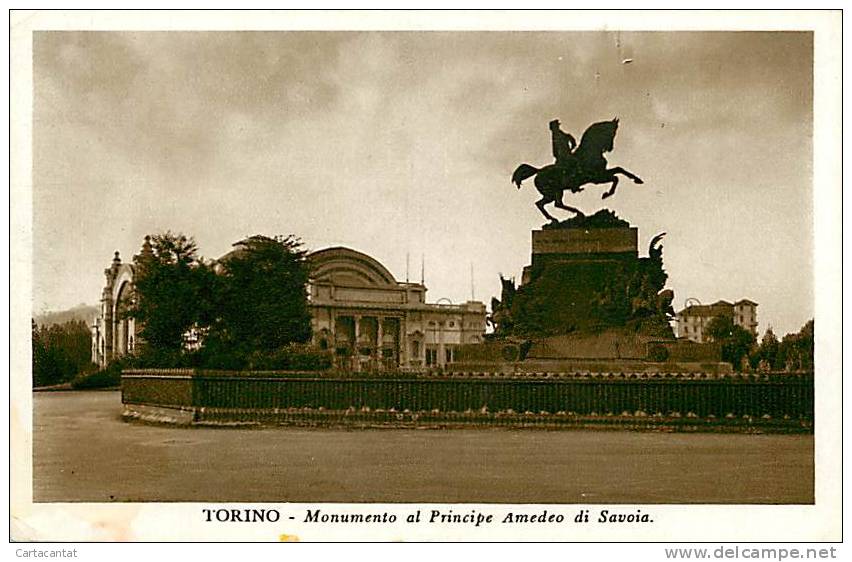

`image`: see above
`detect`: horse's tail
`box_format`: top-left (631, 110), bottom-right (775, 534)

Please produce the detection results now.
top-left (512, 164), bottom-right (539, 188)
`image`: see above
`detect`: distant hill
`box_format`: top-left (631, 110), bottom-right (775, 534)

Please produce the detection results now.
top-left (34, 304), bottom-right (99, 327)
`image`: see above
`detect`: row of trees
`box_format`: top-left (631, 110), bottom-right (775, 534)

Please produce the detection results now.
top-left (127, 233), bottom-right (319, 369)
top-left (704, 316), bottom-right (814, 372)
top-left (32, 319), bottom-right (95, 387)
top-left (751, 320), bottom-right (814, 372)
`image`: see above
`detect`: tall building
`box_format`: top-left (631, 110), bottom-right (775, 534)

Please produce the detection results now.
top-left (91, 240), bottom-right (487, 370)
top-left (676, 299), bottom-right (758, 343)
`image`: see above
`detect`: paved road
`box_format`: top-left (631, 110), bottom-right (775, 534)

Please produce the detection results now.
top-left (33, 391), bottom-right (814, 503)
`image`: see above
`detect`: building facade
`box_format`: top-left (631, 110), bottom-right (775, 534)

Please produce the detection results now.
top-left (308, 247), bottom-right (487, 370)
top-left (92, 241), bottom-right (487, 370)
top-left (676, 299), bottom-right (758, 343)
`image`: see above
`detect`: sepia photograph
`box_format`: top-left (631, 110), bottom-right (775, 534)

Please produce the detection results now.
top-left (10, 9), bottom-right (842, 543)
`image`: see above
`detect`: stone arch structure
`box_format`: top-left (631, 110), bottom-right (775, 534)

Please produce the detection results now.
top-left (112, 270), bottom-right (136, 358)
top-left (93, 249), bottom-right (141, 367)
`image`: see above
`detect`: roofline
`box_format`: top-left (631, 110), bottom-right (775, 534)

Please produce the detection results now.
top-left (308, 246), bottom-right (399, 287)
top-left (677, 299), bottom-right (758, 315)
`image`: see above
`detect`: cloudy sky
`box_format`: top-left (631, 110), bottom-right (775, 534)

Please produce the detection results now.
top-left (33, 31), bottom-right (813, 336)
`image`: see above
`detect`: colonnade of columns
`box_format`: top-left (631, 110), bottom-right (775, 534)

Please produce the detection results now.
top-left (331, 314), bottom-right (402, 371)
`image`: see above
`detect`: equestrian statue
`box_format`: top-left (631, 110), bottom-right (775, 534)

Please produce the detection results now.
top-left (512, 118), bottom-right (643, 223)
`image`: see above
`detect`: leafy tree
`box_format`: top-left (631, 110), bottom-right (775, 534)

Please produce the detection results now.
top-left (794, 319), bottom-right (814, 370)
top-left (775, 319), bottom-right (814, 371)
top-left (128, 232), bottom-right (215, 354)
top-left (32, 318), bottom-right (95, 386)
top-left (32, 319), bottom-right (45, 378)
top-left (209, 235), bottom-right (312, 355)
top-left (747, 320), bottom-right (814, 372)
top-left (121, 232), bottom-right (318, 369)
top-left (750, 327), bottom-right (780, 370)
top-left (705, 315), bottom-right (756, 370)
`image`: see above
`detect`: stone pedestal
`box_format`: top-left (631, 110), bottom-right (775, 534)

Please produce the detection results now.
top-left (501, 210), bottom-right (674, 339)
top-left (523, 226), bottom-right (638, 285)
top-left (460, 210), bottom-right (727, 370)
top-left (531, 226), bottom-right (638, 256)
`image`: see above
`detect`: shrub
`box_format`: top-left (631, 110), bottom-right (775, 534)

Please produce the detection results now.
top-left (125, 346), bottom-right (204, 369)
top-left (119, 339), bottom-right (333, 372)
top-left (195, 346), bottom-right (247, 371)
top-left (246, 344), bottom-right (333, 371)
top-left (70, 361), bottom-right (124, 390)
top-left (647, 343), bottom-right (669, 362)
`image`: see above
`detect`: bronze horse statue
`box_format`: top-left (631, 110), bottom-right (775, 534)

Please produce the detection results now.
top-left (512, 118), bottom-right (643, 223)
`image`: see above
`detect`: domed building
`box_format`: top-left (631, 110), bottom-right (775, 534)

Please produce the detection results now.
top-left (92, 240), bottom-right (487, 371)
top-left (308, 247), bottom-right (486, 371)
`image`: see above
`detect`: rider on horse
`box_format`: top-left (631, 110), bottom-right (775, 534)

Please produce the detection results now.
top-left (549, 119), bottom-right (581, 189)
top-left (549, 119), bottom-right (577, 166)
top-left (512, 117), bottom-right (643, 223)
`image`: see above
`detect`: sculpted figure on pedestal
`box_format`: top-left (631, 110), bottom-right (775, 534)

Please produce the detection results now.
top-left (512, 118), bottom-right (644, 223)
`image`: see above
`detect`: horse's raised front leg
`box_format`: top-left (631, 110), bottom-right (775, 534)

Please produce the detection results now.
top-left (535, 197), bottom-right (559, 223)
top-left (609, 166), bottom-right (644, 184)
top-left (602, 176), bottom-right (619, 199)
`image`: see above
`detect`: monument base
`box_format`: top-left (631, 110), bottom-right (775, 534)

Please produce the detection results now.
top-left (481, 210), bottom-right (717, 371)
top-left (502, 210), bottom-right (673, 339)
